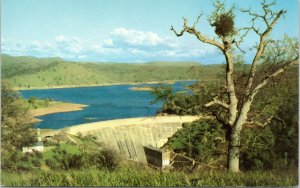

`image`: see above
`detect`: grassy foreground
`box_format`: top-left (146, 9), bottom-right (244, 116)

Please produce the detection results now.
top-left (2, 167), bottom-right (297, 186)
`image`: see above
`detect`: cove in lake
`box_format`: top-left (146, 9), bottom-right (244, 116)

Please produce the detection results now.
top-left (20, 81), bottom-right (195, 129)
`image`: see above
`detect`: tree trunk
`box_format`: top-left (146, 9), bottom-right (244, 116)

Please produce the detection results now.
top-left (228, 128), bottom-right (241, 172)
top-left (228, 102), bottom-right (251, 172)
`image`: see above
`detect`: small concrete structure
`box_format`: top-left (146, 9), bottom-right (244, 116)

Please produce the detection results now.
top-left (144, 145), bottom-right (171, 169)
top-left (22, 141), bottom-right (44, 153)
top-left (22, 128), bottom-right (44, 153)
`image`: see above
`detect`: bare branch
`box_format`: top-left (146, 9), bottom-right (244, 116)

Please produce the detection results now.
top-left (246, 115), bottom-right (285, 127)
top-left (207, 110), bottom-right (228, 128)
top-left (170, 17), bottom-right (189, 37)
top-left (237, 1), bottom-right (286, 65)
top-left (170, 16), bottom-right (225, 51)
top-left (205, 96), bottom-right (229, 109)
top-left (235, 12), bottom-right (261, 53)
top-left (234, 25), bottom-right (254, 53)
top-left (170, 25), bottom-right (185, 37)
top-left (249, 57), bottom-right (299, 101)
top-left (193, 13), bottom-right (203, 28)
top-left (244, 8), bottom-right (286, 98)
top-left (234, 42), bottom-right (246, 54)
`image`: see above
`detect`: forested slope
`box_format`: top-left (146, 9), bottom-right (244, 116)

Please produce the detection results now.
top-left (2, 54), bottom-right (223, 89)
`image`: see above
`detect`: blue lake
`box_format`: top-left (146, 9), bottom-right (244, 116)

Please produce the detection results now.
top-left (20, 81), bottom-right (195, 129)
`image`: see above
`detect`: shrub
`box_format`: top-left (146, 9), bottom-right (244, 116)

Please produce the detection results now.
top-left (28, 97), bottom-right (37, 105)
top-left (32, 158), bottom-right (41, 168)
top-left (21, 155), bottom-right (30, 162)
top-left (92, 148), bottom-right (121, 170)
top-left (51, 146), bottom-right (87, 170)
top-left (165, 120), bottom-right (226, 162)
top-left (9, 151), bottom-right (22, 163)
top-left (33, 151), bottom-right (43, 159)
top-left (240, 126), bottom-right (275, 170)
top-left (68, 154), bottom-right (85, 169)
top-left (1, 152), bottom-right (16, 171)
top-left (45, 158), bottom-right (59, 170)
top-left (16, 162), bottom-right (33, 172)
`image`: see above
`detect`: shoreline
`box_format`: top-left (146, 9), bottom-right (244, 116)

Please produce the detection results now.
top-left (30, 103), bottom-right (88, 123)
top-left (14, 80), bottom-right (197, 91)
top-left (129, 86), bottom-right (154, 91)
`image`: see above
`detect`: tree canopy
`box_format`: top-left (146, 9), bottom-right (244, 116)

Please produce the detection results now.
top-left (1, 81), bottom-right (36, 151)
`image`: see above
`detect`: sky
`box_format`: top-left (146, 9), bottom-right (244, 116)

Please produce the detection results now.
top-left (1, 0), bottom-right (299, 64)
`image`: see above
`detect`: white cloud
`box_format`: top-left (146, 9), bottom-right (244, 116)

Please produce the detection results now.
top-left (128, 48), bottom-right (148, 55)
top-left (111, 28), bottom-right (163, 46)
top-left (55, 35), bottom-right (68, 42)
top-left (54, 35), bottom-right (84, 54)
top-left (163, 50), bottom-right (179, 57)
top-left (2, 29), bottom-right (220, 63)
top-left (29, 41), bottom-right (54, 53)
top-left (1, 39), bottom-right (28, 55)
top-left (107, 28), bottom-right (218, 60)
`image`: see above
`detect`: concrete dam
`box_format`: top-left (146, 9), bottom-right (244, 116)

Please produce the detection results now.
top-left (45, 116), bottom-right (199, 163)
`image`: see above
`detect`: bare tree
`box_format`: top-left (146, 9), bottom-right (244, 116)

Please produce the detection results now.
top-left (171, 0), bottom-right (298, 172)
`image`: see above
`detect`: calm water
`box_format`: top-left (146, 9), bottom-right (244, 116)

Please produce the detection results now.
top-left (20, 81), bottom-right (195, 129)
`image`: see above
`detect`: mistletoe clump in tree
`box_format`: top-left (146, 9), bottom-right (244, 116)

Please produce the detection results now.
top-left (171, 0), bottom-right (298, 172)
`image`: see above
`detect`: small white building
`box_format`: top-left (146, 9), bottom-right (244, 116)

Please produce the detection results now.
top-left (22, 128), bottom-right (44, 153)
top-left (22, 141), bottom-right (44, 153)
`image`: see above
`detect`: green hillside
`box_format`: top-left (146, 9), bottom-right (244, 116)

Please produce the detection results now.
top-left (1, 54), bottom-right (223, 89)
top-left (1, 54), bottom-right (63, 78)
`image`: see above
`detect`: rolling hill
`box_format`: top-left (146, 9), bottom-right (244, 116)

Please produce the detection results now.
top-left (1, 54), bottom-right (223, 89)
top-left (1, 54), bottom-right (63, 78)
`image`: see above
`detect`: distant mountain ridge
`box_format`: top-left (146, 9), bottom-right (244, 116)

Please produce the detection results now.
top-left (145, 61), bottom-right (201, 66)
top-left (1, 54), bottom-right (222, 89)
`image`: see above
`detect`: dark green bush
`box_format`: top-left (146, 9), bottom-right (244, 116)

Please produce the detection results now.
top-left (21, 155), bottom-right (30, 162)
top-left (51, 147), bottom-right (87, 170)
top-left (32, 159), bottom-right (41, 168)
top-left (33, 151), bottom-right (43, 159)
top-left (28, 97), bottom-right (37, 105)
top-left (165, 120), bottom-right (226, 163)
top-left (45, 158), bottom-right (59, 170)
top-left (16, 162), bottom-right (33, 172)
top-left (240, 126), bottom-right (275, 170)
top-left (269, 99), bottom-right (298, 169)
top-left (1, 153), bottom-right (16, 171)
top-left (68, 154), bottom-right (85, 169)
top-left (91, 148), bottom-right (121, 170)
